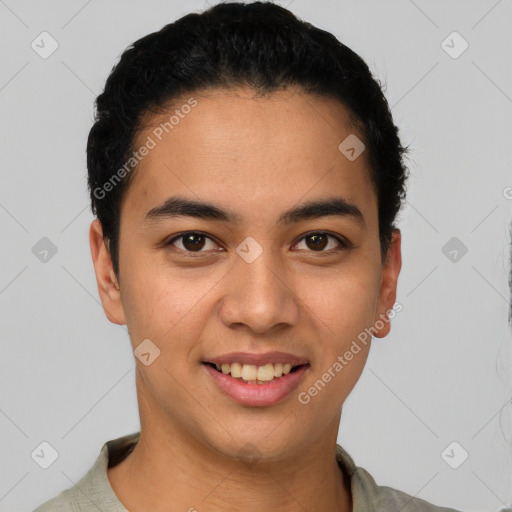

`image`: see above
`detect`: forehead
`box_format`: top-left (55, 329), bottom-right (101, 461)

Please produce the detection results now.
top-left (122, 87), bottom-right (376, 225)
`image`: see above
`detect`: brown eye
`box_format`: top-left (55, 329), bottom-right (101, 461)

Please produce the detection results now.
top-left (167, 232), bottom-right (220, 253)
top-left (294, 232), bottom-right (348, 252)
top-left (181, 233), bottom-right (206, 251)
top-left (305, 233), bottom-right (328, 251)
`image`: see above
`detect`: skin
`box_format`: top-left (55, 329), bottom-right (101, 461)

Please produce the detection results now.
top-left (90, 85), bottom-right (401, 512)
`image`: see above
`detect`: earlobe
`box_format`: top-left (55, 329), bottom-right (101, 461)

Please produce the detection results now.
top-left (373, 229), bottom-right (402, 339)
top-left (89, 219), bottom-right (126, 325)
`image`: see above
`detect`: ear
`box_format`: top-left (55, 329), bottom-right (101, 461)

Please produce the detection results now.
top-left (89, 219), bottom-right (126, 325)
top-left (373, 228), bottom-right (402, 338)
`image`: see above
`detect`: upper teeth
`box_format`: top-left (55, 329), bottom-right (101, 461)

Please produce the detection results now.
top-left (215, 362), bottom-right (295, 382)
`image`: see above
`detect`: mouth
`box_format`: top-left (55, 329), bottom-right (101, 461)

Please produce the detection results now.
top-left (202, 361), bottom-right (309, 384)
top-left (201, 360), bottom-right (310, 407)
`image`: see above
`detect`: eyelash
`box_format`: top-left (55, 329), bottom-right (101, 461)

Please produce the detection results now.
top-left (165, 230), bottom-right (351, 255)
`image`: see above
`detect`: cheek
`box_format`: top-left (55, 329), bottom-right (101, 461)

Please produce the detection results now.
top-left (120, 255), bottom-right (216, 347)
top-left (294, 260), bottom-right (381, 398)
top-left (295, 274), bottom-right (376, 418)
top-left (299, 263), bottom-right (381, 335)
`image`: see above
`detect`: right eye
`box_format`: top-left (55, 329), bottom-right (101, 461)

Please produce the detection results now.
top-left (166, 231), bottom-right (223, 254)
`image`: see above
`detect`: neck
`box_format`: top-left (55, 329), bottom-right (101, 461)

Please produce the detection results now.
top-left (107, 376), bottom-right (353, 512)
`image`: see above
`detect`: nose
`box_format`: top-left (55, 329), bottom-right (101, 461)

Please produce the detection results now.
top-left (219, 248), bottom-right (300, 334)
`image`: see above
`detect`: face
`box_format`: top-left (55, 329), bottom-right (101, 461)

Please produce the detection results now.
top-left (90, 86), bottom-right (401, 462)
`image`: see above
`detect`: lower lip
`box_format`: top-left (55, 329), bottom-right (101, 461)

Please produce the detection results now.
top-left (202, 363), bottom-right (309, 407)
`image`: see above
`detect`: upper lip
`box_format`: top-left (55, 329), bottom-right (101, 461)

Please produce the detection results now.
top-left (203, 351), bottom-right (309, 366)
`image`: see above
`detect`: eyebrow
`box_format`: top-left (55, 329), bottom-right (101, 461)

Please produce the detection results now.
top-left (144, 196), bottom-right (366, 228)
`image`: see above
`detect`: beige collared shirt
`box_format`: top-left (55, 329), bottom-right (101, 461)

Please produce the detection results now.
top-left (34, 432), bottom-right (462, 512)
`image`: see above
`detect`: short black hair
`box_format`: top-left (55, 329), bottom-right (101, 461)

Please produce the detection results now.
top-left (87, 0), bottom-right (409, 281)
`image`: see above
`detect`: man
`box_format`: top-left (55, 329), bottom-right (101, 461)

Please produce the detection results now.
top-left (34, 1), bottom-right (462, 511)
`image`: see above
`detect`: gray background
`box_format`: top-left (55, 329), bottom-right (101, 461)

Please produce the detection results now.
top-left (1, 0), bottom-right (511, 511)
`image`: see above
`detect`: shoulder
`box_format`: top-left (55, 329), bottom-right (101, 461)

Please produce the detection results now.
top-left (33, 489), bottom-right (79, 512)
top-left (335, 444), bottom-right (462, 512)
top-left (352, 466), bottom-right (462, 512)
top-left (32, 432), bottom-right (139, 512)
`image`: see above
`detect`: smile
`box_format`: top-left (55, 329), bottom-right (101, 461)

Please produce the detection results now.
top-left (206, 362), bottom-right (303, 384)
top-left (202, 361), bottom-right (310, 407)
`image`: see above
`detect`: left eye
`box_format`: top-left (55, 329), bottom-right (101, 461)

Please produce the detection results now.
top-left (293, 232), bottom-right (347, 252)
top-left (166, 231), bottom-right (348, 253)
